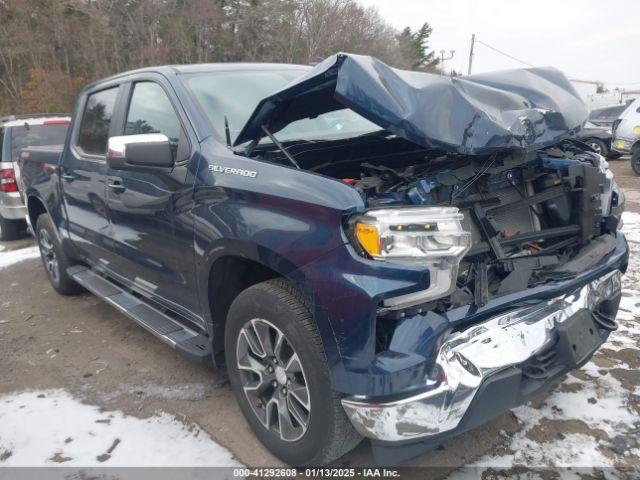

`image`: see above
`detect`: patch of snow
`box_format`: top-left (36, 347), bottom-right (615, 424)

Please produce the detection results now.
top-left (0, 389), bottom-right (241, 467)
top-left (513, 374), bottom-right (635, 437)
top-left (476, 433), bottom-right (613, 468)
top-left (620, 211), bottom-right (640, 244)
top-left (461, 211), bottom-right (640, 475)
top-left (0, 245), bottom-right (40, 269)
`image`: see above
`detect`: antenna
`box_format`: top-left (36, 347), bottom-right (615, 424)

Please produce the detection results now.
top-left (224, 116), bottom-right (232, 148)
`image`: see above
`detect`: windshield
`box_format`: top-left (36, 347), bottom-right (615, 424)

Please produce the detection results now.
top-left (183, 70), bottom-right (381, 145)
top-left (620, 98), bottom-right (640, 119)
top-left (10, 123), bottom-right (69, 162)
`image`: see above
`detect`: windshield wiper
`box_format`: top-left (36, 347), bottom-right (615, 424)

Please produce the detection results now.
top-left (261, 125), bottom-right (300, 169)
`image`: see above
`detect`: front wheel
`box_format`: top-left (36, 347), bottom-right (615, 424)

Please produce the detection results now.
top-left (225, 279), bottom-right (361, 466)
top-left (585, 138), bottom-right (608, 158)
top-left (35, 214), bottom-right (83, 295)
top-left (632, 149), bottom-right (640, 176)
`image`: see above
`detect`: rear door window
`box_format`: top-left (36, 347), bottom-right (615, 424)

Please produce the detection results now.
top-left (77, 87), bottom-right (119, 156)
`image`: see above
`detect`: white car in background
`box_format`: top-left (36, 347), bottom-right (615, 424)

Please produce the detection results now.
top-left (0, 114), bottom-right (70, 240)
top-left (611, 98), bottom-right (640, 175)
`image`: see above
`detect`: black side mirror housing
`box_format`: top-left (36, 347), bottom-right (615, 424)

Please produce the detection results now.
top-left (106, 134), bottom-right (174, 171)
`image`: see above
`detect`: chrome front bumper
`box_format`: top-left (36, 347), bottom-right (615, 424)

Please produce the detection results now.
top-left (341, 270), bottom-right (622, 442)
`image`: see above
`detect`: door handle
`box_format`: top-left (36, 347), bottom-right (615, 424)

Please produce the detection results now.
top-left (61, 174), bottom-right (75, 183)
top-left (107, 181), bottom-right (126, 193)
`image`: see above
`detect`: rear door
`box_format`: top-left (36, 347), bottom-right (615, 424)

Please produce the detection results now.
top-left (103, 77), bottom-right (201, 324)
top-left (61, 85), bottom-right (121, 262)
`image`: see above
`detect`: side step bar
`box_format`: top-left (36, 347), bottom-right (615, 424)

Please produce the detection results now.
top-left (68, 265), bottom-right (211, 363)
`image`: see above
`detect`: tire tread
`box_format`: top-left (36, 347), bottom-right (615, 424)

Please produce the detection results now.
top-left (230, 278), bottom-right (362, 465)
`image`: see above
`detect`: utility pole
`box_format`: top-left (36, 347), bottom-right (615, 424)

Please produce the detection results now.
top-left (440, 49), bottom-right (455, 75)
top-left (468, 33), bottom-right (475, 75)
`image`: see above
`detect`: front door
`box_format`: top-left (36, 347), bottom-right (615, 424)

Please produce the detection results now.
top-left (61, 86), bottom-right (120, 263)
top-left (104, 80), bottom-right (201, 323)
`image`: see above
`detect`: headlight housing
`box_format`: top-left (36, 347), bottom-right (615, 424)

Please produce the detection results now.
top-left (351, 207), bottom-right (471, 309)
top-left (353, 207), bottom-right (470, 263)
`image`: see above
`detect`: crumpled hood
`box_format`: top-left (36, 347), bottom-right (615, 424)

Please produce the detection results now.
top-left (234, 53), bottom-right (588, 155)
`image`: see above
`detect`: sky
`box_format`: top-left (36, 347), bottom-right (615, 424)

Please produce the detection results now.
top-left (357, 0), bottom-right (640, 91)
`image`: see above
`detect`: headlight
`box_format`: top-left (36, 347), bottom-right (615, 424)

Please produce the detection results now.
top-left (353, 207), bottom-right (471, 263)
top-left (351, 207), bottom-right (471, 309)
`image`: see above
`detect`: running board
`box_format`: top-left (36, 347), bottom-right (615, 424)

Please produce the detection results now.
top-left (67, 265), bottom-right (211, 363)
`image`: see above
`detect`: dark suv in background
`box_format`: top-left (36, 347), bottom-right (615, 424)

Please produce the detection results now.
top-left (588, 103), bottom-right (631, 128)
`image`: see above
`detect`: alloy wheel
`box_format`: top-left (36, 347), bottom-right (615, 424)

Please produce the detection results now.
top-left (38, 229), bottom-right (59, 283)
top-left (236, 318), bottom-right (311, 442)
top-left (587, 141), bottom-right (602, 155)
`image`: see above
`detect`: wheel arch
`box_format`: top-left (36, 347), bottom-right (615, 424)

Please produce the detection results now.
top-left (206, 254), bottom-right (286, 365)
top-left (26, 194), bottom-right (49, 233)
top-left (204, 248), bottom-right (339, 371)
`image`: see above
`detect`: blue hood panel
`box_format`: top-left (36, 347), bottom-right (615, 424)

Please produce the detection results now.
top-left (234, 53), bottom-right (588, 155)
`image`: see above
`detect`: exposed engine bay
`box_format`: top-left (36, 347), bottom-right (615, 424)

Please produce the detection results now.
top-left (248, 132), bottom-right (624, 313)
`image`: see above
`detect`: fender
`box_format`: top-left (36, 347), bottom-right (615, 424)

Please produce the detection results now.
top-left (197, 238), bottom-right (344, 371)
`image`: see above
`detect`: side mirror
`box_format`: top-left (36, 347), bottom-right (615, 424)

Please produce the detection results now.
top-left (106, 134), bottom-right (174, 170)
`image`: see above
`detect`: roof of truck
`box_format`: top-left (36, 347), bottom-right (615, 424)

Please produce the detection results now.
top-left (84, 62), bottom-right (311, 91)
top-left (171, 63), bottom-right (310, 74)
top-left (1, 115), bottom-right (71, 128)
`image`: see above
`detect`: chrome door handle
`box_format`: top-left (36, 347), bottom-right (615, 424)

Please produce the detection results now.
top-left (107, 182), bottom-right (126, 193)
top-left (61, 174), bottom-right (75, 182)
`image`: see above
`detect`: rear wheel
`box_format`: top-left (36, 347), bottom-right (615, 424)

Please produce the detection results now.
top-left (632, 149), bottom-right (640, 176)
top-left (35, 214), bottom-right (83, 295)
top-left (585, 138), bottom-right (608, 157)
top-left (0, 215), bottom-right (24, 241)
top-left (225, 279), bottom-right (361, 465)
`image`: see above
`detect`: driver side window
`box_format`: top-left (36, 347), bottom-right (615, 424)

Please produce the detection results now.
top-left (125, 82), bottom-right (183, 157)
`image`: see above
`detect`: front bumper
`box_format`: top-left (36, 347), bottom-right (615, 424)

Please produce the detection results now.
top-left (611, 137), bottom-right (633, 154)
top-left (342, 269), bottom-right (622, 444)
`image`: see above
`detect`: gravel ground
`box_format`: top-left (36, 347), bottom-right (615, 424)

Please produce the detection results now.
top-left (0, 159), bottom-right (638, 478)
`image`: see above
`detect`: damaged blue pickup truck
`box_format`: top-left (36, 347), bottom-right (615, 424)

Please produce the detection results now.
top-left (17, 53), bottom-right (628, 465)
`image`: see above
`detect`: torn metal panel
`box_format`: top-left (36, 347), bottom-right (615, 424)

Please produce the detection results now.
top-left (234, 53), bottom-right (588, 155)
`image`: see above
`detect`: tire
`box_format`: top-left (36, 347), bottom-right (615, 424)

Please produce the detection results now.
top-left (0, 215), bottom-right (24, 241)
top-left (35, 214), bottom-right (83, 295)
top-left (632, 149), bottom-right (640, 176)
top-left (585, 138), bottom-right (608, 158)
top-left (225, 278), bottom-right (362, 466)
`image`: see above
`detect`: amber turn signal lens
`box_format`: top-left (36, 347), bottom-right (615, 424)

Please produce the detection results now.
top-left (355, 223), bottom-right (380, 256)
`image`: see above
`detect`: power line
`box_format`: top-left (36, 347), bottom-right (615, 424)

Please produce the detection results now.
top-left (472, 37), bottom-right (640, 87)
top-left (475, 39), bottom-right (535, 67)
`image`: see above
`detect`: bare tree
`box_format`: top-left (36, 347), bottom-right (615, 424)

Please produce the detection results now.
top-left (0, 0), bottom-right (439, 114)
